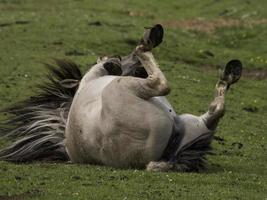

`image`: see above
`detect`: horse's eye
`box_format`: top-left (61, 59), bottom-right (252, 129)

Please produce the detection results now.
top-left (134, 67), bottom-right (148, 78)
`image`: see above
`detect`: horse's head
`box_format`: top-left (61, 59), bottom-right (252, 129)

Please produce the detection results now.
top-left (119, 54), bottom-right (147, 78)
top-left (96, 54), bottom-right (148, 78)
top-left (96, 24), bottom-right (164, 78)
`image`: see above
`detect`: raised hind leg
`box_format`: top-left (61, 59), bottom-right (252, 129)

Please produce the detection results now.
top-left (146, 60), bottom-right (243, 172)
top-left (201, 60), bottom-right (243, 130)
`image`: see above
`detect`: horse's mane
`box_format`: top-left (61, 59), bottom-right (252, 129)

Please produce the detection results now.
top-left (0, 59), bottom-right (82, 162)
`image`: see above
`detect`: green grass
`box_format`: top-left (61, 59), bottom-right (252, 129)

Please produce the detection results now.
top-left (0, 0), bottom-right (266, 199)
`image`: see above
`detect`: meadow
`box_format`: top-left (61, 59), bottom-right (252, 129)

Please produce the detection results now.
top-left (0, 0), bottom-right (266, 199)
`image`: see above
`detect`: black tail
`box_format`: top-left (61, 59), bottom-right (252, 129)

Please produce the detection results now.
top-left (0, 59), bottom-right (82, 162)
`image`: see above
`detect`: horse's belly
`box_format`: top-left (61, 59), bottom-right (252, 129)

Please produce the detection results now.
top-left (101, 112), bottom-right (173, 168)
top-left (67, 106), bottom-right (173, 167)
top-left (97, 96), bottom-right (174, 167)
top-left (65, 76), bottom-right (174, 167)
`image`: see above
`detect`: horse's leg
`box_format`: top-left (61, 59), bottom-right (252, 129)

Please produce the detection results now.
top-left (133, 47), bottom-right (170, 99)
top-left (121, 25), bottom-right (164, 77)
top-left (146, 60), bottom-right (243, 172)
top-left (129, 26), bottom-right (174, 171)
top-left (201, 81), bottom-right (227, 130)
top-left (114, 24), bottom-right (170, 99)
top-left (146, 161), bottom-right (174, 172)
top-left (201, 60), bottom-right (242, 130)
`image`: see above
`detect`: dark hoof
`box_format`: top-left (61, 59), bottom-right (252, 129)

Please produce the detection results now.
top-left (221, 59), bottom-right (242, 85)
top-left (103, 57), bottom-right (122, 76)
top-left (141, 24), bottom-right (164, 49)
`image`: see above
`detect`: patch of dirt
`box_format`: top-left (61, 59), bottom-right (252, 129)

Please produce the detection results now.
top-left (0, 22), bottom-right (13, 27)
top-left (231, 142), bottom-right (244, 149)
top-left (199, 64), bottom-right (267, 80)
top-left (88, 20), bottom-right (134, 28)
top-left (117, 10), bottom-right (154, 19)
top-left (14, 20), bottom-right (30, 25)
top-left (160, 18), bottom-right (267, 33)
top-left (0, 189), bottom-right (42, 200)
top-left (88, 21), bottom-right (103, 26)
top-left (243, 106), bottom-right (259, 113)
top-left (0, 20), bottom-right (30, 28)
top-left (214, 136), bottom-right (226, 145)
top-left (52, 41), bottom-right (63, 45)
top-left (0, 194), bottom-right (26, 200)
top-left (126, 10), bottom-right (154, 19)
top-left (242, 68), bottom-right (267, 80)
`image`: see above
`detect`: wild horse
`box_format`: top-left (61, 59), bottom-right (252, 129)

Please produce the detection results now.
top-left (0, 25), bottom-right (242, 172)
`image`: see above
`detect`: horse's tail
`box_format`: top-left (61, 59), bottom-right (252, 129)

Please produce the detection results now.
top-left (0, 59), bottom-right (82, 162)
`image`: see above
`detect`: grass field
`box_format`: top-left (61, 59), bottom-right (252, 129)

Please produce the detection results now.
top-left (0, 0), bottom-right (266, 199)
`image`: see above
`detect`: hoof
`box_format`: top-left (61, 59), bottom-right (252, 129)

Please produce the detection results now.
top-left (139, 24), bottom-right (164, 51)
top-left (146, 161), bottom-right (173, 172)
top-left (103, 57), bottom-right (122, 76)
top-left (221, 59), bottom-right (242, 86)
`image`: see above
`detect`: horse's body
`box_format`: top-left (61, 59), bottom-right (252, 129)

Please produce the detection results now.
top-left (66, 74), bottom-right (174, 167)
top-left (0, 25), bottom-right (242, 172)
top-left (65, 57), bottom-right (213, 169)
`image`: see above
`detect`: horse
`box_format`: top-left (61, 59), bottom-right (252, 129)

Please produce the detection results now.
top-left (0, 24), bottom-right (242, 172)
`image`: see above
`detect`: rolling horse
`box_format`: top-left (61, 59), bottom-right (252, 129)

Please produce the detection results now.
top-left (0, 25), bottom-right (242, 172)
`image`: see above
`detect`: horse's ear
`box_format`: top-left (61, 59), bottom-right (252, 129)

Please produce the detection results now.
top-left (59, 79), bottom-right (80, 89)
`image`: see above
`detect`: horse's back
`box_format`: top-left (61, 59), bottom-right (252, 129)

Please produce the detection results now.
top-left (66, 75), bottom-right (174, 168)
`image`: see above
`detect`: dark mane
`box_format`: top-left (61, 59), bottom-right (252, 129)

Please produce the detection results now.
top-left (0, 59), bottom-right (82, 162)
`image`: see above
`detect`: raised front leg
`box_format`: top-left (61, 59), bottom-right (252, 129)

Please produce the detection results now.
top-left (134, 50), bottom-right (170, 98)
top-left (202, 60), bottom-right (243, 130)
